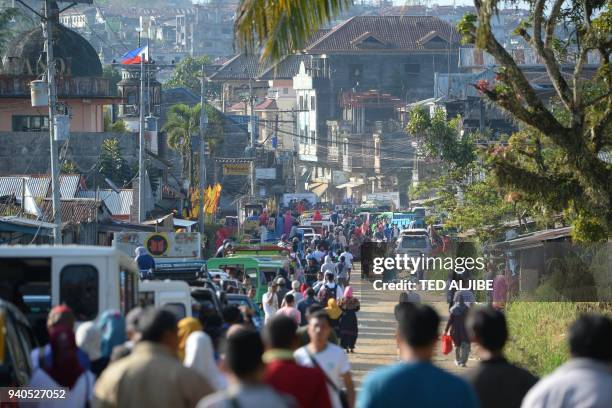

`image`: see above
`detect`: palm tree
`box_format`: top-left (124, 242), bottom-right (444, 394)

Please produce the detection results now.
top-left (235, 0), bottom-right (352, 62)
top-left (163, 104), bottom-right (201, 188)
top-left (163, 103), bottom-right (225, 189)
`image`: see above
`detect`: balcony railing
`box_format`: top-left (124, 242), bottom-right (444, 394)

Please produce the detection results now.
top-left (0, 75), bottom-right (111, 98)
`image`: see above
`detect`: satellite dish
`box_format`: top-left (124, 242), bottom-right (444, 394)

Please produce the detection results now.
top-left (104, 178), bottom-right (120, 194)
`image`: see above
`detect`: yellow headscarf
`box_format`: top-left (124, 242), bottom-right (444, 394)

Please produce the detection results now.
top-left (177, 317), bottom-right (203, 361)
top-left (325, 298), bottom-right (342, 320)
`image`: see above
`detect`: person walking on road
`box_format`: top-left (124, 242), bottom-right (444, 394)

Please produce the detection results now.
top-left (262, 282), bottom-right (280, 324)
top-left (339, 286), bottom-right (360, 353)
top-left (321, 255), bottom-right (336, 276)
top-left (276, 293), bottom-right (301, 325)
top-left (29, 325), bottom-right (96, 408)
top-left (198, 327), bottom-right (292, 408)
top-left (94, 308), bottom-right (213, 408)
top-left (445, 293), bottom-right (471, 367)
top-left (297, 288), bottom-right (319, 326)
top-left (263, 316), bottom-right (332, 408)
top-left (466, 307), bottom-right (538, 408)
top-left (325, 298), bottom-right (343, 339)
top-left (178, 317), bottom-right (226, 391)
top-left (521, 314), bottom-right (612, 408)
top-left (358, 304), bottom-right (478, 408)
top-left (294, 311), bottom-right (355, 408)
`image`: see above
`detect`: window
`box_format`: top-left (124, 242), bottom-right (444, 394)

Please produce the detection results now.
top-left (349, 64), bottom-right (363, 82)
top-left (12, 116), bottom-right (49, 132)
top-left (259, 269), bottom-right (277, 285)
top-left (404, 63), bottom-right (420, 74)
top-left (311, 130), bottom-right (316, 144)
top-left (310, 96), bottom-right (316, 111)
top-left (138, 291), bottom-right (155, 308)
top-left (164, 303), bottom-right (186, 319)
top-left (299, 95), bottom-right (304, 110)
top-left (60, 265), bottom-right (99, 321)
top-left (283, 88), bottom-right (289, 94)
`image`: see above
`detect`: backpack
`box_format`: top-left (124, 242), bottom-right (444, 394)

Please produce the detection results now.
top-left (319, 284), bottom-right (337, 304)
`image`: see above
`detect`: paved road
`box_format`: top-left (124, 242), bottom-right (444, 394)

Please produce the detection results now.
top-left (348, 263), bottom-right (474, 389)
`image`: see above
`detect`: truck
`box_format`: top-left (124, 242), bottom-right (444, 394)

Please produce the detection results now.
top-left (0, 246), bottom-right (140, 342)
top-left (138, 280), bottom-right (192, 319)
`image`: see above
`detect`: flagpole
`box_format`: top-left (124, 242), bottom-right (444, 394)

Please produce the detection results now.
top-left (138, 53), bottom-right (145, 223)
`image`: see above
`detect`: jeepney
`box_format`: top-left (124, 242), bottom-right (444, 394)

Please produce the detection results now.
top-left (0, 246), bottom-right (139, 341)
top-left (206, 256), bottom-right (284, 303)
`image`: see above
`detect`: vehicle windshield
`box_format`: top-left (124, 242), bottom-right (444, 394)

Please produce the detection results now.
top-left (401, 236), bottom-right (428, 249)
top-left (227, 297), bottom-right (252, 309)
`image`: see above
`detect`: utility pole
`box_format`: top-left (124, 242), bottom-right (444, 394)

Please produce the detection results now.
top-left (43, 0), bottom-right (62, 244)
top-left (138, 53), bottom-right (146, 222)
top-left (248, 79), bottom-right (256, 196)
top-left (198, 65), bottom-right (208, 236)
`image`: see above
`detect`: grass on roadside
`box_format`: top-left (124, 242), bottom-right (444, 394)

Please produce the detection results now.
top-left (504, 302), bottom-right (612, 377)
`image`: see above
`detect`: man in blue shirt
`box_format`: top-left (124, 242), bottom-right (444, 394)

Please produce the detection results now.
top-left (358, 303), bottom-right (478, 408)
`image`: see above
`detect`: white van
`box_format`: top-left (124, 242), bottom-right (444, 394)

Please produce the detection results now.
top-left (0, 246), bottom-right (139, 340)
top-left (138, 280), bottom-right (192, 319)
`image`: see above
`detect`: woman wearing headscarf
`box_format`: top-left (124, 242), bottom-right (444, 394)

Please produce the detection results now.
top-left (178, 317), bottom-right (227, 390)
top-left (444, 293), bottom-right (471, 367)
top-left (325, 298), bottom-right (343, 341)
top-left (75, 321), bottom-right (106, 377)
top-left (339, 286), bottom-right (360, 353)
top-left (320, 255), bottom-right (335, 276)
top-left (29, 325), bottom-right (95, 407)
top-left (97, 310), bottom-right (127, 363)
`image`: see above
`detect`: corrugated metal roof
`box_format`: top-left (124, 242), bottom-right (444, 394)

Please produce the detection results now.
top-left (0, 177), bottom-right (25, 199)
top-left (306, 16), bottom-right (460, 53)
top-left (40, 198), bottom-right (106, 225)
top-left (76, 190), bottom-right (133, 216)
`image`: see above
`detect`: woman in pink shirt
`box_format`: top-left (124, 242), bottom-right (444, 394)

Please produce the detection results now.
top-left (276, 293), bottom-right (301, 325)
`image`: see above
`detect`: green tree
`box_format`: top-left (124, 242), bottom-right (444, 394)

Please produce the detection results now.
top-left (102, 65), bottom-right (122, 96)
top-left (406, 107), bottom-right (476, 170)
top-left (235, 0), bottom-right (353, 62)
top-left (456, 0), bottom-right (612, 239)
top-left (162, 103), bottom-right (224, 188)
top-left (60, 160), bottom-right (78, 174)
top-left (98, 138), bottom-right (133, 186)
top-left (165, 56), bottom-right (216, 96)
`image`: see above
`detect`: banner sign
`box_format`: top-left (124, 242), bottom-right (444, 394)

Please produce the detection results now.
top-left (223, 163), bottom-right (250, 176)
top-left (113, 232), bottom-right (200, 258)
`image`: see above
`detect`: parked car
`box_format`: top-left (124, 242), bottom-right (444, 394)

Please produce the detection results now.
top-left (0, 299), bottom-right (36, 387)
top-left (225, 294), bottom-right (263, 330)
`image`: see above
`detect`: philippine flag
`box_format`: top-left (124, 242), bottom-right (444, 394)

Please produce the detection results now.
top-left (121, 45), bottom-right (149, 65)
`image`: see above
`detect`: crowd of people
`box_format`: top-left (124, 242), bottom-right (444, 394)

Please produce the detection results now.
top-left (25, 296), bottom-right (612, 408)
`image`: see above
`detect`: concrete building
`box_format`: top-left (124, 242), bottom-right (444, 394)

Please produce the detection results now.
top-left (0, 5), bottom-right (118, 132)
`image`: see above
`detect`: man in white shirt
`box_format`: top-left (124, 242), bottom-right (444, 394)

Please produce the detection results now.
top-left (294, 311), bottom-right (355, 408)
top-left (262, 282), bottom-right (279, 323)
top-left (339, 249), bottom-right (353, 284)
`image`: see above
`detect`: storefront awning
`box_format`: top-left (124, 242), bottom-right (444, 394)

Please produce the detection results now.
top-left (307, 182), bottom-right (329, 197)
